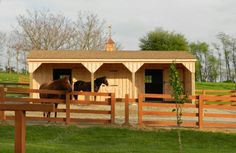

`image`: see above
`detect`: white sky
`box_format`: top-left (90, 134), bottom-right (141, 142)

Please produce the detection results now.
top-left (1, 0), bottom-right (236, 50)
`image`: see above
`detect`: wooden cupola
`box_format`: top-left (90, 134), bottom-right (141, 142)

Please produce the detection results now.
top-left (105, 25), bottom-right (116, 51)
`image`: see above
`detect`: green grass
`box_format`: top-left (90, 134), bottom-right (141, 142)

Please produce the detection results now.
top-left (0, 125), bottom-right (236, 153)
top-left (196, 82), bottom-right (236, 90)
top-left (0, 72), bottom-right (29, 83)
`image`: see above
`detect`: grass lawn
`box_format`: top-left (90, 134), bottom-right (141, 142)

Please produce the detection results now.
top-left (0, 72), bottom-right (29, 83)
top-left (196, 82), bottom-right (236, 90)
top-left (0, 125), bottom-right (236, 153)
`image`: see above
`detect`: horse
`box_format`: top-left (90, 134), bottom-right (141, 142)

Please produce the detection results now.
top-left (73, 76), bottom-right (109, 100)
top-left (39, 77), bottom-right (72, 118)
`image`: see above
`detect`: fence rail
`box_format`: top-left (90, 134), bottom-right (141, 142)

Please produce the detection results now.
top-left (1, 87), bottom-right (236, 128)
top-left (0, 87), bottom-right (115, 125)
top-left (136, 93), bottom-right (236, 128)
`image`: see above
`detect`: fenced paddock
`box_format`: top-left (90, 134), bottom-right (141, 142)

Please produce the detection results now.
top-left (1, 87), bottom-right (236, 128)
top-left (0, 87), bottom-right (115, 124)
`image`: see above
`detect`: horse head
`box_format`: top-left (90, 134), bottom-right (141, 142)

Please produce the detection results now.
top-left (99, 76), bottom-right (109, 86)
top-left (60, 77), bottom-right (72, 92)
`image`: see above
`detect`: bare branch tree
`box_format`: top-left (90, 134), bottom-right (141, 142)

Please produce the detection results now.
top-left (9, 9), bottom-right (121, 71)
top-left (0, 32), bottom-right (6, 70)
top-left (74, 12), bottom-right (107, 50)
top-left (217, 33), bottom-right (232, 81)
top-left (14, 10), bottom-right (77, 51)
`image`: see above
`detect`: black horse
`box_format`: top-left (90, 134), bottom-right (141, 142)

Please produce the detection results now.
top-left (39, 77), bottom-right (72, 118)
top-left (73, 76), bottom-right (109, 100)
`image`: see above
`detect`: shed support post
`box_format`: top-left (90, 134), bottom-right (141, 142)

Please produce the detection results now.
top-left (29, 73), bottom-right (33, 98)
top-left (132, 72), bottom-right (136, 99)
top-left (91, 73), bottom-right (94, 92)
top-left (123, 62), bottom-right (143, 99)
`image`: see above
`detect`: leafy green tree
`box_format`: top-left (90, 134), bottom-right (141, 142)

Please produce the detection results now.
top-left (139, 28), bottom-right (189, 51)
top-left (207, 55), bottom-right (219, 82)
top-left (189, 41), bottom-right (209, 82)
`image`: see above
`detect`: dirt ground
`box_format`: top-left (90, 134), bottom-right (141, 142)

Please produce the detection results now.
top-left (4, 101), bottom-right (236, 133)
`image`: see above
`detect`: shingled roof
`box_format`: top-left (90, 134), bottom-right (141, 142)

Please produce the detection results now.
top-left (27, 50), bottom-right (196, 60)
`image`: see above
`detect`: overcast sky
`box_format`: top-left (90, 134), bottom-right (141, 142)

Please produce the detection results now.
top-left (0, 0), bottom-right (236, 50)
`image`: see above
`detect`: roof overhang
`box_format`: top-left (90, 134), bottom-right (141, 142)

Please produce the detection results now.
top-left (27, 58), bottom-right (196, 63)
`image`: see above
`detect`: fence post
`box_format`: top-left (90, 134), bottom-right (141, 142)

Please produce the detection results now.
top-left (15, 110), bottom-right (26, 153)
top-left (65, 91), bottom-right (70, 125)
top-left (202, 90), bottom-right (206, 95)
top-left (198, 95), bottom-right (204, 129)
top-left (138, 93), bottom-right (143, 127)
top-left (124, 94), bottom-right (130, 125)
top-left (111, 93), bottom-right (115, 124)
top-left (0, 87), bottom-right (6, 120)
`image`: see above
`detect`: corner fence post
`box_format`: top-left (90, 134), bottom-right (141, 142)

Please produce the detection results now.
top-left (198, 95), bottom-right (204, 129)
top-left (138, 93), bottom-right (143, 127)
top-left (124, 94), bottom-right (130, 125)
top-left (66, 91), bottom-right (70, 125)
top-left (111, 93), bottom-right (115, 124)
top-left (0, 87), bottom-right (6, 120)
top-left (15, 111), bottom-right (26, 153)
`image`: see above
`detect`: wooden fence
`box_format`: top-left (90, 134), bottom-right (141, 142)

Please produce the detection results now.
top-left (1, 87), bottom-right (236, 128)
top-left (0, 87), bottom-right (115, 124)
top-left (0, 82), bottom-right (29, 88)
top-left (129, 93), bottom-right (236, 128)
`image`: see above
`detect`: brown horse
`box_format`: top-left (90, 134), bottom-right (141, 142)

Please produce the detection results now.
top-left (39, 77), bottom-right (72, 118)
top-left (73, 76), bottom-right (109, 100)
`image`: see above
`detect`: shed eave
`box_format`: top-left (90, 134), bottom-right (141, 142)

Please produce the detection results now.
top-left (27, 58), bottom-right (196, 63)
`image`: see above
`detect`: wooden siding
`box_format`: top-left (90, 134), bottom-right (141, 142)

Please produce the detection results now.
top-left (31, 63), bottom-right (194, 99)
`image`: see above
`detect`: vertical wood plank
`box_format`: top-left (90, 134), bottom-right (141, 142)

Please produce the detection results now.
top-left (124, 94), bottom-right (129, 125)
top-left (15, 111), bottom-right (26, 153)
top-left (66, 92), bottom-right (70, 125)
top-left (138, 93), bottom-right (143, 127)
top-left (198, 95), bottom-right (204, 129)
top-left (91, 73), bottom-right (94, 92)
top-left (202, 90), bottom-right (206, 95)
top-left (90, 73), bottom-right (94, 102)
top-left (0, 87), bottom-right (6, 120)
top-left (132, 72), bottom-right (135, 99)
top-left (111, 93), bottom-right (115, 124)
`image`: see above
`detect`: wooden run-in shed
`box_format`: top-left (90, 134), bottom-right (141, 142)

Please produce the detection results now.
top-left (27, 50), bottom-right (196, 99)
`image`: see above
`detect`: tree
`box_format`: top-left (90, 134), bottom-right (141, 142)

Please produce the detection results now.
top-left (139, 28), bottom-right (189, 51)
top-left (230, 38), bottom-right (236, 82)
top-left (0, 32), bottom-right (6, 70)
top-left (14, 10), bottom-right (77, 51)
top-left (207, 55), bottom-right (219, 82)
top-left (217, 33), bottom-right (232, 81)
top-left (74, 12), bottom-right (107, 50)
top-left (189, 42), bottom-right (209, 82)
top-left (10, 10), bottom-right (109, 72)
top-left (212, 43), bottom-right (223, 82)
top-left (13, 10), bottom-right (108, 51)
top-left (169, 62), bottom-right (188, 153)
top-left (215, 32), bottom-right (236, 82)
